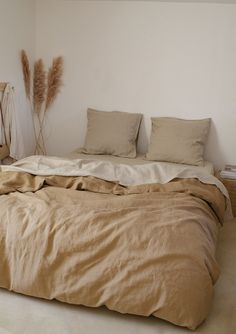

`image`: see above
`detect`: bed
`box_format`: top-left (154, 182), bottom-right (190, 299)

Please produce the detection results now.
top-left (0, 152), bottom-right (230, 331)
top-left (0, 110), bottom-right (234, 331)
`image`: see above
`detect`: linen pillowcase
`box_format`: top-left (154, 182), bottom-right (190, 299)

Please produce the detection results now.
top-left (146, 117), bottom-right (211, 166)
top-left (82, 108), bottom-right (142, 158)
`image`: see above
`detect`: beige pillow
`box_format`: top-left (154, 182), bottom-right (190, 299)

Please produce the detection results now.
top-left (146, 117), bottom-right (211, 166)
top-left (82, 108), bottom-right (142, 158)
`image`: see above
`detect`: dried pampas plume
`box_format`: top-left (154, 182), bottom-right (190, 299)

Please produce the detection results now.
top-left (46, 56), bottom-right (63, 111)
top-left (20, 50), bottom-right (64, 155)
top-left (20, 50), bottom-right (31, 99)
top-left (33, 59), bottom-right (46, 114)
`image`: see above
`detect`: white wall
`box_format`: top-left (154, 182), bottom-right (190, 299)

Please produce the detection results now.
top-left (35, 0), bottom-right (236, 168)
top-left (0, 0), bottom-right (36, 156)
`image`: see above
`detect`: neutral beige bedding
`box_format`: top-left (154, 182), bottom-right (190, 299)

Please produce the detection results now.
top-left (82, 109), bottom-right (142, 158)
top-left (0, 157), bottom-right (227, 330)
top-left (146, 117), bottom-right (210, 166)
top-left (0, 219), bottom-right (235, 334)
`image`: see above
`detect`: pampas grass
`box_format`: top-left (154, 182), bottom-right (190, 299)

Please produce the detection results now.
top-left (33, 59), bottom-right (47, 154)
top-left (46, 57), bottom-right (63, 111)
top-left (21, 50), bottom-right (31, 99)
top-left (20, 50), bottom-right (64, 155)
top-left (33, 59), bottom-right (46, 114)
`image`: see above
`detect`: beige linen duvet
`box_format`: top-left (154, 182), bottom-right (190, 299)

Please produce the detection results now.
top-left (0, 157), bottom-right (228, 330)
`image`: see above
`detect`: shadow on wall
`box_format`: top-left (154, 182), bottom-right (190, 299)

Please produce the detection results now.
top-left (205, 120), bottom-right (226, 170)
top-left (137, 117), bottom-right (149, 155)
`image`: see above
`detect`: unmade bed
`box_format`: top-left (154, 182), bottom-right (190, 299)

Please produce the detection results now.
top-left (0, 153), bottom-right (232, 331)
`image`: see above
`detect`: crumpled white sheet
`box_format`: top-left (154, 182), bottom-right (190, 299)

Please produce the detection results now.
top-left (2, 154), bottom-right (232, 221)
top-left (0, 155), bottom-right (228, 197)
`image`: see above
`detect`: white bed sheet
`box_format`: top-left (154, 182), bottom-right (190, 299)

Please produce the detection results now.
top-left (68, 150), bottom-right (215, 174)
top-left (0, 155), bottom-right (228, 202)
top-left (0, 218), bottom-right (235, 334)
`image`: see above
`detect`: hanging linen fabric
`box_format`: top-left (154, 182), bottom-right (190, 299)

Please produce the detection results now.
top-left (0, 83), bottom-right (25, 164)
top-left (0, 103), bottom-right (10, 160)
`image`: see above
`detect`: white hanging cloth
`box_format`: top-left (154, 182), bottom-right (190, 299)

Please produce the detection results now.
top-left (0, 83), bottom-right (25, 161)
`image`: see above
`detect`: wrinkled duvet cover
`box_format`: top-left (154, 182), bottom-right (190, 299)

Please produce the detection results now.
top-left (0, 156), bottom-right (229, 330)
